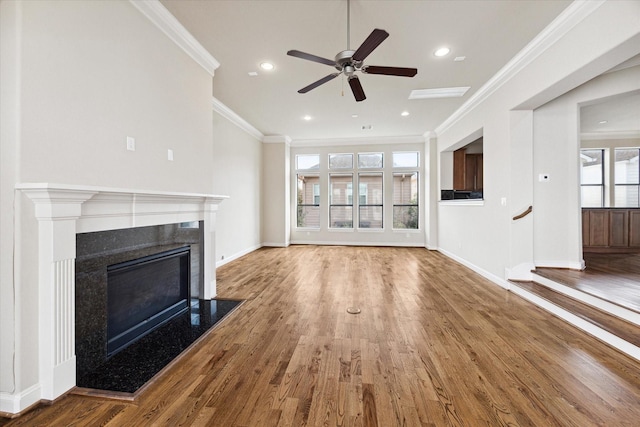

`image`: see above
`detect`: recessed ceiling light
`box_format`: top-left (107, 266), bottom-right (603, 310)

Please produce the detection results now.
top-left (248, 71), bottom-right (258, 76)
top-left (303, 115), bottom-right (312, 121)
top-left (454, 56), bottom-right (466, 62)
top-left (434, 47), bottom-right (450, 57)
top-left (409, 86), bottom-right (470, 99)
top-left (352, 114), bottom-right (359, 118)
top-left (599, 120), bottom-right (608, 124)
top-left (401, 111), bottom-right (410, 117)
top-left (260, 62), bottom-right (274, 70)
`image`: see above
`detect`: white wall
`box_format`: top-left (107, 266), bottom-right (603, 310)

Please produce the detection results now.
top-left (0, 0), bottom-right (215, 410)
top-left (212, 111), bottom-right (263, 265)
top-left (436, 1), bottom-right (640, 281)
top-left (290, 140), bottom-right (426, 247)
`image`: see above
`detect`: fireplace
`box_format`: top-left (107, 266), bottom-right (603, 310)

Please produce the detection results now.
top-left (18, 183), bottom-right (227, 404)
top-left (75, 222), bottom-right (203, 382)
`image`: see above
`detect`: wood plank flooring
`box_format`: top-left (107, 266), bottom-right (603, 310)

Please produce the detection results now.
top-left (3, 246), bottom-right (640, 426)
top-left (535, 252), bottom-right (640, 313)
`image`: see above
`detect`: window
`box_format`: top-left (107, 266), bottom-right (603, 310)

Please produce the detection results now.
top-left (297, 174), bottom-right (320, 228)
top-left (329, 153), bottom-right (353, 169)
top-left (580, 149), bottom-right (605, 207)
top-left (358, 173), bottom-right (383, 228)
top-left (393, 172), bottom-right (418, 229)
top-left (329, 174), bottom-right (353, 228)
top-left (358, 152), bottom-right (383, 169)
top-left (296, 154), bottom-right (320, 170)
top-left (615, 148), bottom-right (640, 207)
top-left (392, 152), bottom-right (419, 168)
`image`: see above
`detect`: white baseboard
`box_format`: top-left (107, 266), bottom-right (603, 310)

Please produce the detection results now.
top-left (0, 383), bottom-right (41, 415)
top-left (216, 244), bottom-right (262, 268)
top-left (288, 240), bottom-right (425, 247)
top-left (261, 242), bottom-right (290, 248)
top-left (437, 248), bottom-right (511, 290)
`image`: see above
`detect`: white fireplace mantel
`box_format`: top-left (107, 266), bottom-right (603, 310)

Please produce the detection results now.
top-left (16, 183), bottom-right (228, 402)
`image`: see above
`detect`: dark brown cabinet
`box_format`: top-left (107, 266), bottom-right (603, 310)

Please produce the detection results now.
top-left (583, 208), bottom-right (640, 252)
top-left (453, 148), bottom-right (483, 191)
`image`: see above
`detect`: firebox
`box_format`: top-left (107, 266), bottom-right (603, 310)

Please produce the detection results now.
top-left (106, 246), bottom-right (190, 356)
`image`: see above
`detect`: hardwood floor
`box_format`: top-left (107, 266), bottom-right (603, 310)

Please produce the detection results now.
top-left (535, 252), bottom-right (640, 313)
top-left (3, 246), bottom-right (640, 426)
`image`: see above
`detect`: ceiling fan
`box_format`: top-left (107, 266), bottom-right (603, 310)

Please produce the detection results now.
top-left (287, 0), bottom-right (418, 102)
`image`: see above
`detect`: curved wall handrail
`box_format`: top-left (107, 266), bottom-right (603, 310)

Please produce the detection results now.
top-left (513, 205), bottom-right (533, 221)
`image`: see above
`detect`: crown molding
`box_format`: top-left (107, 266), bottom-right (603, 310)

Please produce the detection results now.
top-left (291, 135), bottom-right (425, 147)
top-left (435, 0), bottom-right (606, 136)
top-left (262, 135), bottom-right (292, 145)
top-left (581, 130), bottom-right (640, 141)
top-left (212, 97), bottom-right (264, 141)
top-left (129, 0), bottom-right (220, 76)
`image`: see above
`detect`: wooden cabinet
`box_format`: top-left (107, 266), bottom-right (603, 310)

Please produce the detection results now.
top-left (453, 148), bottom-right (483, 191)
top-left (583, 208), bottom-right (640, 252)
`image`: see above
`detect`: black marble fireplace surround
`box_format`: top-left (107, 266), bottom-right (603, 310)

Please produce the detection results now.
top-left (75, 223), bottom-right (204, 390)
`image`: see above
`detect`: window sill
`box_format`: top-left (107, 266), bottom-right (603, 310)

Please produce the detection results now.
top-left (439, 200), bottom-right (484, 206)
top-left (328, 228), bottom-right (354, 232)
top-left (357, 228), bottom-right (384, 233)
top-left (393, 228), bottom-right (421, 233)
top-left (295, 227), bottom-right (320, 232)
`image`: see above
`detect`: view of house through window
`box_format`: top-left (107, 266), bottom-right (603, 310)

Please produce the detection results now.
top-left (329, 174), bottom-right (353, 228)
top-left (579, 148), bottom-right (640, 208)
top-left (615, 148), bottom-right (640, 207)
top-left (393, 172), bottom-right (418, 229)
top-left (296, 154), bottom-right (321, 228)
top-left (580, 149), bottom-right (605, 207)
top-left (358, 173), bottom-right (383, 228)
top-left (295, 151), bottom-right (421, 231)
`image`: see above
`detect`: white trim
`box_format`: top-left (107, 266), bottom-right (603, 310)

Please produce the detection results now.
top-left (534, 259), bottom-right (586, 270)
top-left (580, 131), bottom-right (640, 141)
top-left (292, 135), bottom-right (426, 147)
top-left (0, 384), bottom-right (41, 415)
top-left (289, 240), bottom-right (424, 247)
top-left (532, 273), bottom-right (640, 327)
top-left (263, 135), bottom-right (292, 145)
top-left (437, 248), bottom-right (511, 290)
top-left (216, 244), bottom-right (261, 268)
top-left (510, 284), bottom-right (640, 362)
top-left (129, 0), bottom-right (220, 76)
top-left (435, 0), bottom-right (606, 136)
top-left (262, 241), bottom-right (290, 248)
top-left (212, 97), bottom-right (264, 141)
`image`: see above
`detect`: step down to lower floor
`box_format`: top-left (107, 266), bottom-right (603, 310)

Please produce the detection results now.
top-left (510, 280), bottom-right (640, 362)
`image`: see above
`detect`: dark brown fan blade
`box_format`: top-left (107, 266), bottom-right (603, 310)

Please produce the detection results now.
top-left (348, 76), bottom-right (366, 102)
top-left (363, 65), bottom-right (417, 77)
top-left (352, 29), bottom-right (389, 62)
top-left (298, 73), bottom-right (340, 94)
top-left (287, 50), bottom-right (336, 67)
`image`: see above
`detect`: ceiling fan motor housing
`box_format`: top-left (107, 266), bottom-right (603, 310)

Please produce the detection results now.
top-left (335, 50), bottom-right (362, 76)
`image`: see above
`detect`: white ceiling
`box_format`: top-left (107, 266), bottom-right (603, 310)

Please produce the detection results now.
top-left (581, 91), bottom-right (640, 135)
top-left (161, 0), bottom-right (572, 141)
